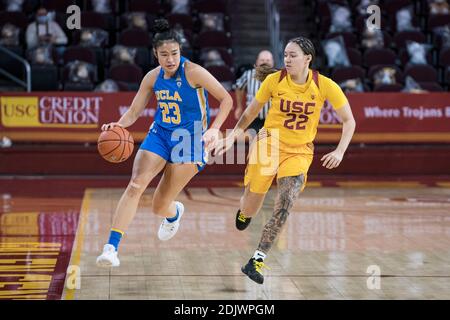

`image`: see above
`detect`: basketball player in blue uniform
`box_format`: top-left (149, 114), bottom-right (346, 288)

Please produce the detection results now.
top-left (96, 19), bottom-right (232, 267)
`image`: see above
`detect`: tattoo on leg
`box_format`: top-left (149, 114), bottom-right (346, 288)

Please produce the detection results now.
top-left (257, 174), bottom-right (305, 253)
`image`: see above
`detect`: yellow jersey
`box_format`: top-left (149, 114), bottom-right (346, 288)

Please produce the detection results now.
top-left (255, 69), bottom-right (348, 148)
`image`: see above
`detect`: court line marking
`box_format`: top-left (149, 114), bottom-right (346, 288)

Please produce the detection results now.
top-left (63, 188), bottom-right (93, 300)
top-left (337, 181), bottom-right (426, 188)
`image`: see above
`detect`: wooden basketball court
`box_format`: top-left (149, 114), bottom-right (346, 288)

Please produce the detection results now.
top-left (47, 184), bottom-right (450, 300)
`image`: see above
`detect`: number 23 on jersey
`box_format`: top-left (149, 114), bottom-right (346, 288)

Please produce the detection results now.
top-left (159, 102), bottom-right (181, 124)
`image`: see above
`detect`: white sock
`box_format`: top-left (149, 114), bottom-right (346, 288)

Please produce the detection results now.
top-left (253, 250), bottom-right (266, 261)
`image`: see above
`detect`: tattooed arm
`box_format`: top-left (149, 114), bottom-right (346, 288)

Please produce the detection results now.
top-left (257, 174), bottom-right (305, 253)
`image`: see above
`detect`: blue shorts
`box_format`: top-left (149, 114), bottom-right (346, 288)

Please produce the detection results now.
top-left (140, 122), bottom-right (207, 172)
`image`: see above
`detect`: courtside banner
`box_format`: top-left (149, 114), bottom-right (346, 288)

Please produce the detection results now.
top-left (317, 92), bottom-right (450, 143)
top-left (0, 92), bottom-right (449, 143)
top-left (0, 92), bottom-right (235, 143)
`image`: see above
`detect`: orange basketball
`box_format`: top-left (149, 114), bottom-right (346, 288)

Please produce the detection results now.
top-left (97, 126), bottom-right (134, 163)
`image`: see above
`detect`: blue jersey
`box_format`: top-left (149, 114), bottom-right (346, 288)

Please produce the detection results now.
top-left (153, 56), bottom-right (210, 133)
top-left (140, 56), bottom-right (210, 171)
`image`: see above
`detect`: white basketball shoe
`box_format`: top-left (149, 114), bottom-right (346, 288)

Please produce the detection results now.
top-left (157, 201), bottom-right (184, 241)
top-left (96, 244), bottom-right (120, 267)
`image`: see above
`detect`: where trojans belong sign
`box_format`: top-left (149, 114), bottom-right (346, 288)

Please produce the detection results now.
top-left (0, 92), bottom-right (449, 143)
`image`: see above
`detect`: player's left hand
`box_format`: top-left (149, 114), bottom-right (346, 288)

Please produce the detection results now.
top-left (202, 128), bottom-right (221, 151)
top-left (321, 149), bottom-right (344, 169)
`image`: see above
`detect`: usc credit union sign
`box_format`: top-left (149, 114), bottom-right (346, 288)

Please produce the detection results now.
top-left (0, 96), bottom-right (102, 128)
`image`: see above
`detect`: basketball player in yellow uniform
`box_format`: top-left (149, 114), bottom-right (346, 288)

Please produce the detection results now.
top-left (215, 37), bottom-right (356, 284)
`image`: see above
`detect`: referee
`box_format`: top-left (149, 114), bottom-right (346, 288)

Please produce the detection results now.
top-left (234, 50), bottom-right (274, 133)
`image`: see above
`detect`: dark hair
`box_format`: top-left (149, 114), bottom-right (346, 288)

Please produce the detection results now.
top-left (254, 37), bottom-right (316, 82)
top-left (152, 18), bottom-right (182, 49)
top-left (288, 36), bottom-right (315, 65)
top-left (255, 64), bottom-right (278, 82)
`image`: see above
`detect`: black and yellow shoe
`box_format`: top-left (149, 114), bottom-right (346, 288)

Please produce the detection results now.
top-left (241, 258), bottom-right (270, 284)
top-left (235, 210), bottom-right (252, 231)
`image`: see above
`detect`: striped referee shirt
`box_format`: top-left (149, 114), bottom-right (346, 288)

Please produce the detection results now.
top-left (235, 68), bottom-right (271, 120)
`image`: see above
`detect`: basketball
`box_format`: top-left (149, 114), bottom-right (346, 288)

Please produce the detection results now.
top-left (97, 126), bottom-right (134, 163)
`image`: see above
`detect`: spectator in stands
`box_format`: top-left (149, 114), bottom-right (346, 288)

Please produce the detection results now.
top-left (322, 37), bottom-right (350, 68)
top-left (124, 12), bottom-right (148, 31)
top-left (200, 13), bottom-right (225, 32)
top-left (329, 3), bottom-right (352, 33)
top-left (67, 60), bottom-right (96, 84)
top-left (234, 50), bottom-right (274, 133)
top-left (79, 28), bottom-right (109, 47)
top-left (433, 25), bottom-right (450, 48)
top-left (406, 41), bottom-right (431, 65)
top-left (171, 0), bottom-right (189, 14)
top-left (25, 7), bottom-right (68, 49)
top-left (373, 67), bottom-right (397, 86)
top-left (402, 76), bottom-right (427, 93)
top-left (201, 49), bottom-right (226, 67)
top-left (339, 78), bottom-right (365, 93)
top-left (91, 0), bottom-right (112, 13)
top-left (111, 45), bottom-right (137, 66)
top-left (4, 0), bottom-right (24, 11)
top-left (95, 79), bottom-right (119, 92)
top-left (396, 6), bottom-right (417, 32)
top-left (356, 0), bottom-right (379, 15)
top-left (0, 23), bottom-right (20, 46)
top-left (28, 45), bottom-right (54, 65)
top-left (429, 0), bottom-right (449, 15)
top-left (362, 28), bottom-right (384, 49)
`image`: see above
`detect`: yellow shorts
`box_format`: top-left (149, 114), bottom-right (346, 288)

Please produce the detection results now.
top-left (244, 128), bottom-right (314, 194)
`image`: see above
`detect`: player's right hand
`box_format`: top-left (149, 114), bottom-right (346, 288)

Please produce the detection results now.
top-left (214, 135), bottom-right (235, 156)
top-left (101, 122), bottom-right (123, 131)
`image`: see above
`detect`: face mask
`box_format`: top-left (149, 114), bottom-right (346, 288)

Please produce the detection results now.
top-left (37, 15), bottom-right (48, 24)
top-left (36, 14), bottom-right (49, 24)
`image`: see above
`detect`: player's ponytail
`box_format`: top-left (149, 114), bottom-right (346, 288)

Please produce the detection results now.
top-left (152, 18), bottom-right (182, 49)
top-left (255, 64), bottom-right (278, 82)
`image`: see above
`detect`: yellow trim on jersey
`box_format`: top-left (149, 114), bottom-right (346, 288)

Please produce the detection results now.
top-left (196, 88), bottom-right (207, 131)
